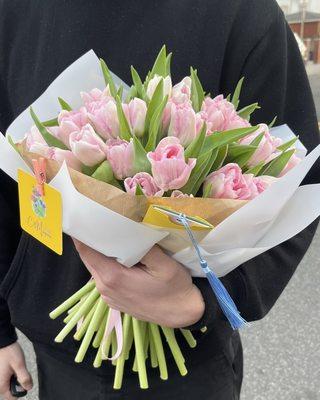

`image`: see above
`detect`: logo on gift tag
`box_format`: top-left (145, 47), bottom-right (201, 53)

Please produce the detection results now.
top-left (18, 168), bottom-right (63, 255)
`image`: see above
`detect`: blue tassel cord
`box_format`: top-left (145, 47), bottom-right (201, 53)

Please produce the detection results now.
top-left (177, 214), bottom-right (247, 330)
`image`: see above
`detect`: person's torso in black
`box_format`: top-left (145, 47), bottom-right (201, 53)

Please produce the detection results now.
top-left (0, 0), bottom-right (312, 382)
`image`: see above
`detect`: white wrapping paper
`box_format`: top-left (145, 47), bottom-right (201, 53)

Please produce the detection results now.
top-left (1, 50), bottom-right (319, 277)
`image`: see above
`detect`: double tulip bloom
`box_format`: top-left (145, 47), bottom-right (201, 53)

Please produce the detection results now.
top-left (204, 163), bottom-right (275, 200)
top-left (147, 137), bottom-right (196, 191)
top-left (200, 95), bottom-right (250, 134)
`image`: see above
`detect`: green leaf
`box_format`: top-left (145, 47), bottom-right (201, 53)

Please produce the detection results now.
top-left (226, 94), bottom-right (231, 102)
top-left (135, 184), bottom-right (145, 196)
top-left (115, 96), bottom-right (132, 141)
top-left (42, 117), bottom-right (58, 127)
top-left (185, 123), bottom-right (206, 159)
top-left (237, 102), bottom-right (260, 120)
top-left (145, 79), bottom-right (164, 131)
top-left (210, 145), bottom-right (228, 172)
top-left (227, 144), bottom-right (257, 159)
top-left (245, 162), bottom-right (265, 176)
top-left (7, 135), bottom-right (19, 153)
top-left (202, 126), bottom-right (258, 155)
top-left (277, 137), bottom-right (298, 152)
top-left (100, 59), bottom-right (117, 98)
top-left (232, 148), bottom-right (258, 168)
top-left (166, 53), bottom-right (172, 76)
top-left (269, 116), bottom-right (277, 128)
top-left (131, 66), bottom-right (144, 98)
top-left (258, 149), bottom-right (295, 177)
top-left (181, 149), bottom-right (218, 195)
top-left (202, 183), bottom-right (212, 198)
top-left (145, 95), bottom-right (168, 152)
top-left (91, 160), bottom-right (121, 189)
top-left (150, 45), bottom-right (167, 78)
top-left (126, 85), bottom-right (138, 102)
top-left (117, 85), bottom-right (124, 101)
top-left (81, 164), bottom-right (98, 176)
top-left (132, 135), bottom-right (151, 174)
top-left (30, 107), bottom-right (68, 149)
top-left (190, 67), bottom-right (205, 112)
top-left (250, 132), bottom-right (264, 146)
top-left (58, 97), bottom-right (72, 111)
top-left (231, 77), bottom-right (244, 110)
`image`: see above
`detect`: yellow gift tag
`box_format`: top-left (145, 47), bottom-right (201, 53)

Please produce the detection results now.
top-left (17, 169), bottom-right (63, 255)
top-left (143, 204), bottom-right (213, 231)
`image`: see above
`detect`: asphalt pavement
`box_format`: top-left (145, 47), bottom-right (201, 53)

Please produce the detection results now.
top-left (3, 65), bottom-right (320, 400)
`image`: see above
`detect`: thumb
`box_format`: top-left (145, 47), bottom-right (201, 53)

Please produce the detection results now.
top-left (14, 364), bottom-right (33, 391)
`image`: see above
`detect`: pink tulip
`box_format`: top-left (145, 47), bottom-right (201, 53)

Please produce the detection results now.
top-left (69, 124), bottom-right (107, 167)
top-left (147, 137), bottom-right (196, 191)
top-left (279, 153), bottom-right (301, 177)
top-left (171, 77), bottom-right (192, 104)
top-left (47, 148), bottom-right (82, 171)
top-left (81, 87), bottom-right (111, 105)
top-left (24, 126), bottom-right (50, 156)
top-left (254, 175), bottom-right (277, 193)
top-left (87, 99), bottom-right (120, 140)
top-left (146, 75), bottom-right (172, 100)
top-left (122, 98), bottom-right (147, 137)
top-left (56, 107), bottom-right (88, 147)
top-left (168, 102), bottom-right (199, 147)
top-left (204, 163), bottom-right (274, 200)
top-left (201, 95), bottom-right (250, 134)
top-left (105, 138), bottom-right (135, 179)
top-left (124, 172), bottom-right (164, 197)
top-left (239, 124), bottom-right (283, 167)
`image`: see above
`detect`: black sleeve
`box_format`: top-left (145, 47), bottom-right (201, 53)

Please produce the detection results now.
top-left (191, 7), bottom-right (320, 329)
top-left (0, 77), bottom-right (21, 347)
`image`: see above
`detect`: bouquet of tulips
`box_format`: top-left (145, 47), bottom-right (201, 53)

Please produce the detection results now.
top-left (2, 46), bottom-right (320, 390)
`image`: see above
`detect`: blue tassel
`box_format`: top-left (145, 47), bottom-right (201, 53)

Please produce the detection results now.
top-left (177, 214), bottom-right (247, 330)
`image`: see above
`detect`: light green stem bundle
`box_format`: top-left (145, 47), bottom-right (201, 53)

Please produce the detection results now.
top-left (51, 282), bottom-right (198, 389)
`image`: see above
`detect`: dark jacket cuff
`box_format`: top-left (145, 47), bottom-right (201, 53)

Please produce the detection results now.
top-left (0, 299), bottom-right (17, 348)
top-left (0, 320), bottom-right (17, 348)
top-left (187, 271), bottom-right (247, 331)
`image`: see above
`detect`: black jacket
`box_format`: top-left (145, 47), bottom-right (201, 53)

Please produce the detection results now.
top-left (0, 0), bottom-right (319, 374)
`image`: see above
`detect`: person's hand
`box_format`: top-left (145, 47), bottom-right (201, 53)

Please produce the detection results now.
top-left (74, 241), bottom-right (205, 328)
top-left (0, 342), bottom-right (33, 400)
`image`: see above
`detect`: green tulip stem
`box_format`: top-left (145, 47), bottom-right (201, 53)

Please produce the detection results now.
top-left (75, 297), bottom-right (107, 363)
top-left (54, 287), bottom-right (100, 343)
top-left (73, 300), bottom-right (99, 341)
top-left (162, 327), bottom-right (187, 376)
top-left (149, 323), bottom-right (168, 380)
top-left (180, 329), bottom-right (197, 348)
top-left (149, 325), bottom-right (158, 368)
top-left (132, 318), bottom-right (148, 389)
top-left (66, 293), bottom-right (89, 317)
top-left (94, 324), bottom-right (113, 368)
top-left (93, 343), bottom-right (103, 368)
top-left (113, 314), bottom-right (131, 390)
top-left (92, 308), bottom-right (109, 348)
top-left (132, 321), bottom-right (147, 372)
top-left (49, 281), bottom-right (95, 320)
top-left (125, 319), bottom-right (134, 360)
